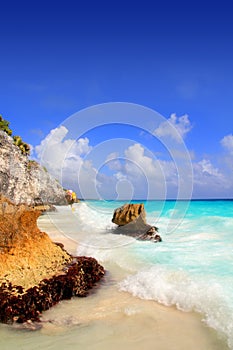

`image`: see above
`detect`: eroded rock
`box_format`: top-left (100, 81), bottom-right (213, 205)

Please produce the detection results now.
top-left (112, 203), bottom-right (147, 226)
top-left (112, 203), bottom-right (162, 242)
top-left (0, 195), bottom-right (105, 324)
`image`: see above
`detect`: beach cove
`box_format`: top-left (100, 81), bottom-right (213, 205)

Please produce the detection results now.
top-left (19, 200), bottom-right (230, 350)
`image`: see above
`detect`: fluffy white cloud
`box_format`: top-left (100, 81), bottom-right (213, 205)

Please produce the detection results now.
top-left (221, 134), bottom-right (233, 154)
top-left (34, 126), bottom-right (94, 192)
top-left (102, 143), bottom-right (179, 199)
top-left (154, 113), bottom-right (193, 143)
top-left (192, 159), bottom-right (231, 197)
top-left (124, 143), bottom-right (163, 179)
top-left (35, 126), bottom-right (91, 167)
top-left (123, 143), bottom-right (194, 198)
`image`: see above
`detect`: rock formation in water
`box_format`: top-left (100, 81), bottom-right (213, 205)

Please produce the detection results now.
top-left (112, 203), bottom-right (146, 226)
top-left (112, 203), bottom-right (162, 242)
top-left (0, 195), bottom-right (105, 324)
top-left (0, 130), bottom-right (66, 205)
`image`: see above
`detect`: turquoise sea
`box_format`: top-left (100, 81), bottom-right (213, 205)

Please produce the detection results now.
top-left (1, 199), bottom-right (233, 350)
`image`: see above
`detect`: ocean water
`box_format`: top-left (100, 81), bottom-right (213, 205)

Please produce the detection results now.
top-left (53, 199), bottom-right (233, 348)
top-left (1, 200), bottom-right (233, 349)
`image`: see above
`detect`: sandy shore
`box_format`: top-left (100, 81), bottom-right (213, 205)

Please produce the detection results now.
top-left (37, 213), bottom-right (228, 350)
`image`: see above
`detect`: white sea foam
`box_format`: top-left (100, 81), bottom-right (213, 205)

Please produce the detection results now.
top-left (119, 266), bottom-right (233, 348)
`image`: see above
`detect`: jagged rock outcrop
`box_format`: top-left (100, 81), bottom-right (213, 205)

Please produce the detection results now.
top-left (112, 203), bottom-right (147, 226)
top-left (0, 194), bottom-right (72, 285)
top-left (0, 130), bottom-right (66, 205)
top-left (112, 203), bottom-right (162, 242)
top-left (140, 226), bottom-right (162, 242)
top-left (0, 195), bottom-right (105, 324)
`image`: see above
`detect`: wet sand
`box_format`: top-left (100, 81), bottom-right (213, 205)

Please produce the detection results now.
top-left (36, 213), bottom-right (229, 350)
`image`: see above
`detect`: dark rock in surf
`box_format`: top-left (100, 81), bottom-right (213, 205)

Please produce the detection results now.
top-left (140, 226), bottom-right (162, 242)
top-left (112, 203), bottom-right (162, 243)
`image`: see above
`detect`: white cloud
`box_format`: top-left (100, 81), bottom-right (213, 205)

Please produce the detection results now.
top-left (154, 113), bottom-right (193, 143)
top-left (34, 126), bottom-right (94, 193)
top-left (124, 144), bottom-right (162, 179)
top-left (192, 158), bottom-right (231, 197)
top-left (105, 152), bottom-right (122, 171)
top-left (196, 159), bottom-right (221, 177)
top-left (104, 143), bottom-right (177, 199)
top-left (221, 134), bottom-right (233, 154)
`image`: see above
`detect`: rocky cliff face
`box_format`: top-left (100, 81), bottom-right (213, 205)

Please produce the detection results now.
top-left (0, 129), bottom-right (105, 325)
top-left (0, 131), bottom-right (66, 205)
top-left (0, 194), bottom-right (72, 286)
top-left (0, 195), bottom-right (105, 324)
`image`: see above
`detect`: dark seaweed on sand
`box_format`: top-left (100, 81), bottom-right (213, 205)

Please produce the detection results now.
top-left (0, 257), bottom-right (105, 324)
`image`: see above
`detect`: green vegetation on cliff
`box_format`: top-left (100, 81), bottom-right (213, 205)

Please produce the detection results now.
top-left (0, 116), bottom-right (12, 136)
top-left (0, 115), bottom-right (30, 156)
top-left (13, 136), bottom-right (30, 156)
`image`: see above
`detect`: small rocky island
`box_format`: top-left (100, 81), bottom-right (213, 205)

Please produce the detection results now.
top-left (0, 118), bottom-right (105, 325)
top-left (112, 203), bottom-right (162, 242)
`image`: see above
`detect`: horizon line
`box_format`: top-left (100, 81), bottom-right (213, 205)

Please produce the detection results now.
top-left (77, 198), bottom-right (233, 201)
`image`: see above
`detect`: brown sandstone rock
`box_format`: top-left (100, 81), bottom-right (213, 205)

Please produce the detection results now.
top-left (0, 194), bottom-right (72, 286)
top-left (112, 203), bottom-right (151, 236)
top-left (0, 195), bottom-right (105, 324)
top-left (112, 203), bottom-right (147, 226)
top-left (112, 203), bottom-right (162, 242)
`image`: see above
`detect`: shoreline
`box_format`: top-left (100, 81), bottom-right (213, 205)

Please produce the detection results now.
top-left (37, 211), bottom-right (229, 350)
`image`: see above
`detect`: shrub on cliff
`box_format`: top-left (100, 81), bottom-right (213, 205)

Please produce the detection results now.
top-left (0, 116), bottom-right (12, 136)
top-left (13, 136), bottom-right (30, 156)
top-left (0, 115), bottom-right (30, 156)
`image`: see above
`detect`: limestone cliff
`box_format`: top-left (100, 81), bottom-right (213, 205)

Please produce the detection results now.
top-left (0, 130), bottom-right (66, 205)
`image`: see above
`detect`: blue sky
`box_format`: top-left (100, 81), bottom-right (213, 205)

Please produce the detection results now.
top-left (1, 1), bottom-right (233, 199)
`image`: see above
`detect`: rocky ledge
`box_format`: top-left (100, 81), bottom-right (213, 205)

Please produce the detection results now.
top-left (0, 195), bottom-right (105, 324)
